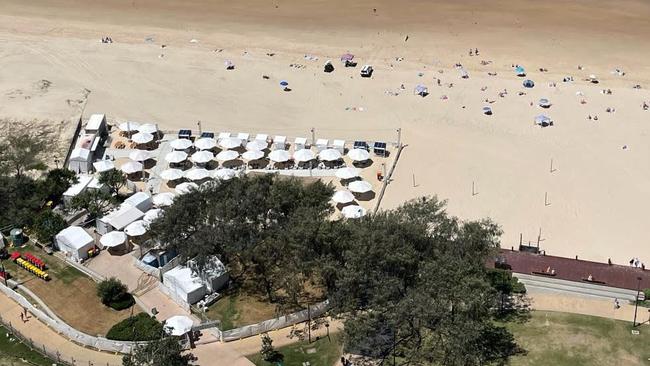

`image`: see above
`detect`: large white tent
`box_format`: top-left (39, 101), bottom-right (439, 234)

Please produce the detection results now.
top-left (162, 266), bottom-right (206, 305)
top-left (55, 226), bottom-right (95, 260)
top-left (68, 148), bottom-right (92, 174)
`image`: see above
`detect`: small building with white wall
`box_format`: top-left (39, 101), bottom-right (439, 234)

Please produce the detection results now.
top-left (55, 226), bottom-right (95, 261)
top-left (68, 148), bottom-right (92, 174)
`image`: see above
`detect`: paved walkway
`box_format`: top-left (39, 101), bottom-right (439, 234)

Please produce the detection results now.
top-left (0, 292), bottom-right (122, 366)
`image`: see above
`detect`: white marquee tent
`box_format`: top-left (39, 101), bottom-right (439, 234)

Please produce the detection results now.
top-left (55, 226), bottom-right (95, 260)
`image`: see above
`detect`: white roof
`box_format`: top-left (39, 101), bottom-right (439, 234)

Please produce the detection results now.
top-left (87, 177), bottom-right (104, 190)
top-left (104, 205), bottom-right (145, 230)
top-left (294, 137), bottom-right (307, 144)
top-left (124, 192), bottom-right (152, 208)
top-left (86, 114), bottom-right (105, 131)
top-left (93, 160), bottom-right (115, 172)
top-left (63, 175), bottom-right (93, 197)
top-left (316, 138), bottom-right (329, 146)
top-left (70, 148), bottom-right (91, 162)
top-left (164, 266), bottom-right (205, 293)
top-left (56, 226), bottom-right (94, 250)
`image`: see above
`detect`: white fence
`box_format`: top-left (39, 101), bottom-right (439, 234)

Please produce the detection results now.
top-left (221, 300), bottom-right (329, 341)
top-left (0, 282), bottom-right (142, 354)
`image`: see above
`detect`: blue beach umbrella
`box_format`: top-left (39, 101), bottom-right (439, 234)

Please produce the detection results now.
top-left (279, 80), bottom-right (289, 87)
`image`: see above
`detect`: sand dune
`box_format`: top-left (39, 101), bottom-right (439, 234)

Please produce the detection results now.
top-left (0, 0), bottom-right (649, 264)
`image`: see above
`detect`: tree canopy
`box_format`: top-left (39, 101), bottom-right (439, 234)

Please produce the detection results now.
top-left (0, 132), bottom-right (47, 178)
top-left (122, 335), bottom-right (194, 366)
top-left (99, 168), bottom-right (127, 195)
top-left (32, 209), bottom-right (68, 244)
top-left (151, 176), bottom-right (523, 365)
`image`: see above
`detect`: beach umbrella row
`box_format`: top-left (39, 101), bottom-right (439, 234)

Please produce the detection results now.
top-left (165, 151), bottom-right (188, 164)
top-left (120, 161), bottom-right (143, 174)
top-left (170, 138), bottom-right (193, 150)
top-left (132, 132), bottom-right (154, 144)
top-left (194, 138), bottom-right (217, 150)
top-left (246, 139), bottom-right (268, 151)
top-left (342, 205), bottom-right (367, 219)
top-left (129, 150), bottom-right (150, 162)
top-left (191, 150), bottom-right (214, 164)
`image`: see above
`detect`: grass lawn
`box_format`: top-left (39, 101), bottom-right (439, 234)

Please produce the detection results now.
top-left (247, 332), bottom-right (343, 366)
top-left (508, 311), bottom-right (650, 366)
top-left (202, 292), bottom-right (278, 330)
top-left (3, 242), bottom-right (136, 336)
top-left (0, 325), bottom-right (55, 366)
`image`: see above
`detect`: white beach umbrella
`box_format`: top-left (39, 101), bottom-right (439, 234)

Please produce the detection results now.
top-left (191, 150), bottom-right (214, 164)
top-left (165, 151), bottom-right (188, 164)
top-left (349, 180), bottom-right (373, 193)
top-left (138, 123), bottom-right (158, 134)
top-left (245, 139), bottom-right (268, 151)
top-left (242, 150), bottom-right (264, 161)
top-left (93, 160), bottom-right (115, 173)
top-left (100, 231), bottom-right (127, 248)
top-left (185, 168), bottom-right (211, 181)
top-left (164, 315), bottom-right (194, 336)
top-left (269, 149), bottom-right (290, 163)
top-left (153, 192), bottom-right (175, 207)
top-left (332, 190), bottom-right (355, 204)
top-left (219, 137), bottom-right (242, 149)
top-left (143, 209), bottom-right (163, 224)
top-left (213, 168), bottom-right (237, 180)
top-left (293, 149), bottom-right (315, 163)
top-left (216, 150), bottom-right (239, 162)
top-left (129, 150), bottom-right (150, 162)
top-left (335, 167), bottom-right (360, 180)
top-left (319, 148), bottom-right (342, 161)
top-left (347, 149), bottom-right (370, 162)
top-left (125, 220), bottom-right (148, 236)
top-left (118, 121), bottom-right (140, 132)
top-left (175, 182), bottom-right (198, 195)
top-left (194, 138), bottom-right (217, 150)
top-left (160, 169), bottom-right (185, 181)
top-left (341, 205), bottom-right (367, 219)
top-left (170, 138), bottom-right (193, 150)
top-left (120, 161), bottom-right (143, 174)
top-left (132, 132), bottom-right (154, 144)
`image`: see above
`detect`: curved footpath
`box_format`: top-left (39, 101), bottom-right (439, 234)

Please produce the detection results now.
top-left (0, 288), bottom-right (646, 366)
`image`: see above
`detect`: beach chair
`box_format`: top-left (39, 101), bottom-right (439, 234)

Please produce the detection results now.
top-left (237, 132), bottom-right (250, 147)
top-left (332, 139), bottom-right (345, 154)
top-left (315, 139), bottom-right (329, 152)
top-left (178, 129), bottom-right (192, 140)
top-left (273, 135), bottom-right (287, 150)
top-left (255, 133), bottom-right (269, 142)
top-left (200, 131), bottom-right (215, 138)
top-left (294, 137), bottom-right (307, 150)
top-left (353, 140), bottom-right (369, 151)
top-left (218, 132), bottom-right (232, 140)
top-left (373, 141), bottom-right (388, 157)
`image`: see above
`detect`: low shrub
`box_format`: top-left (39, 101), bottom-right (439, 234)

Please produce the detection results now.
top-left (109, 294), bottom-right (135, 311)
top-left (106, 313), bottom-right (164, 341)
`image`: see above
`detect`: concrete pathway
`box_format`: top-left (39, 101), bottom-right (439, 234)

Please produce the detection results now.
top-left (0, 292), bottom-right (123, 366)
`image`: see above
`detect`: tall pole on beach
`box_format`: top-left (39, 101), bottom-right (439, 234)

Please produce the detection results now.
top-left (633, 276), bottom-right (642, 326)
top-left (396, 128), bottom-right (402, 148)
top-left (310, 128), bottom-right (316, 145)
top-left (197, 120), bottom-right (202, 135)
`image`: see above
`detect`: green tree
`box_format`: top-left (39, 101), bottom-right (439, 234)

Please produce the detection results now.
top-left (32, 209), bottom-right (67, 244)
top-left (122, 335), bottom-right (194, 366)
top-left (99, 168), bottom-right (127, 195)
top-left (97, 278), bottom-right (129, 306)
top-left (107, 313), bottom-right (164, 341)
top-left (0, 133), bottom-right (47, 178)
top-left (0, 175), bottom-right (42, 227)
top-left (40, 168), bottom-right (77, 205)
top-left (69, 189), bottom-right (115, 219)
top-left (260, 333), bottom-right (283, 363)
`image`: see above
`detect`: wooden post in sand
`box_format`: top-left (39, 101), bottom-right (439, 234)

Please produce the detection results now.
top-left (412, 173), bottom-right (416, 187)
top-left (396, 128), bottom-right (402, 148)
top-left (472, 181), bottom-right (477, 196)
top-left (310, 128), bottom-right (316, 145)
top-left (537, 227), bottom-right (542, 248)
top-left (197, 120), bottom-right (202, 135)
top-left (544, 192), bottom-right (549, 206)
top-left (550, 158), bottom-right (555, 173)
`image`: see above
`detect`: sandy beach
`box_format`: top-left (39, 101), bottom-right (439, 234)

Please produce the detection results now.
top-left (1, 0), bottom-right (649, 264)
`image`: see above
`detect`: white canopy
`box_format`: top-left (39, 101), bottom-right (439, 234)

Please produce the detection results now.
top-left (185, 168), bottom-right (211, 180)
top-left (341, 205), bottom-right (367, 219)
top-left (215, 150), bottom-right (239, 162)
top-left (129, 150), bottom-right (150, 162)
top-left (242, 150), bottom-right (264, 161)
top-left (219, 137), bottom-right (242, 149)
top-left (349, 180), bottom-right (373, 193)
top-left (55, 226), bottom-right (95, 260)
top-left (319, 148), bottom-right (342, 161)
top-left (293, 149), bottom-right (315, 163)
top-left (335, 167), bottom-right (360, 180)
top-left (191, 151), bottom-right (214, 164)
top-left (332, 190), bottom-right (355, 204)
top-left (138, 123), bottom-right (158, 134)
top-left (143, 208), bottom-right (163, 224)
top-left (170, 139), bottom-right (193, 150)
top-left (213, 168), bottom-right (237, 180)
top-left (165, 151), bottom-right (188, 164)
top-left (175, 182), bottom-right (198, 195)
top-left (132, 132), bottom-right (154, 144)
top-left (100, 231), bottom-right (127, 248)
top-left (347, 148), bottom-right (370, 161)
top-left (125, 220), bottom-right (148, 236)
top-left (153, 192), bottom-right (175, 207)
top-left (269, 150), bottom-right (290, 163)
top-left (164, 315), bottom-right (194, 336)
top-left (160, 168), bottom-right (185, 181)
top-left (93, 160), bottom-right (115, 173)
top-left (118, 122), bottom-right (140, 132)
top-left (245, 139), bottom-right (268, 151)
top-left (120, 161), bottom-right (143, 174)
top-left (194, 138), bottom-right (217, 150)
